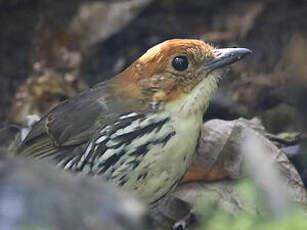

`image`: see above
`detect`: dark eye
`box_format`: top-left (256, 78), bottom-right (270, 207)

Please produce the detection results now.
top-left (172, 56), bottom-right (189, 71)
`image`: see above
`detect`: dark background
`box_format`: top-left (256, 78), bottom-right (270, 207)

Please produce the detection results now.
top-left (1, 0), bottom-right (306, 128)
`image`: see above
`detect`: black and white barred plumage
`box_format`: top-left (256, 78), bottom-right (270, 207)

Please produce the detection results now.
top-left (58, 112), bottom-right (175, 186)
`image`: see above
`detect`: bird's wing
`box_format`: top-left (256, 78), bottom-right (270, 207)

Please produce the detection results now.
top-left (18, 81), bottom-right (150, 158)
top-left (56, 109), bottom-right (173, 185)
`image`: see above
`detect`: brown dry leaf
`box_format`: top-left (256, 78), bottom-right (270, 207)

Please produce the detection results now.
top-left (183, 118), bottom-right (307, 204)
top-left (183, 118), bottom-right (263, 182)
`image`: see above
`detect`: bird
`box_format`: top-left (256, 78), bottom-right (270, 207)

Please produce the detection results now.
top-left (17, 39), bottom-right (251, 206)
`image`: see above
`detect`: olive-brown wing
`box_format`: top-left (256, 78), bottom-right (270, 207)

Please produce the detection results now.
top-left (18, 81), bottom-right (145, 158)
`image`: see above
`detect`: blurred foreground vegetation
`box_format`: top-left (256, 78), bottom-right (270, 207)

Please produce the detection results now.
top-left (195, 180), bottom-right (307, 230)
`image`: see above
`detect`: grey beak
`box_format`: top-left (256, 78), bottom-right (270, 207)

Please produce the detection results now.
top-left (205, 48), bottom-right (252, 71)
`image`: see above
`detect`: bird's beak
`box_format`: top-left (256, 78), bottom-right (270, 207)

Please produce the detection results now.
top-left (205, 48), bottom-right (252, 71)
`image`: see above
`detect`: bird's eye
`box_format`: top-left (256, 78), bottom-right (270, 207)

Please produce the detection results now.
top-left (172, 56), bottom-right (189, 71)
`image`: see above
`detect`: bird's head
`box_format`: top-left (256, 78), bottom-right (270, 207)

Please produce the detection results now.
top-left (113, 39), bottom-right (251, 116)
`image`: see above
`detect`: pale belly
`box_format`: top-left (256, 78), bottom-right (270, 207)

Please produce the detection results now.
top-left (121, 115), bottom-right (202, 204)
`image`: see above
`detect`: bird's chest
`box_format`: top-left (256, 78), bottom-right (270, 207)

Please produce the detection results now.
top-left (121, 114), bottom-right (202, 204)
top-left (76, 111), bottom-right (202, 204)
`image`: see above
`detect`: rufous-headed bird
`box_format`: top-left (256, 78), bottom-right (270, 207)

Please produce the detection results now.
top-left (17, 39), bottom-right (251, 205)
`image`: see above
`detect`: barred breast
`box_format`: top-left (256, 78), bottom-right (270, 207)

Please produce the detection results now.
top-left (58, 111), bottom-right (201, 204)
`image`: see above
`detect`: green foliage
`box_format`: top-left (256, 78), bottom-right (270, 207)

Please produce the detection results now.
top-left (201, 212), bottom-right (307, 230)
top-left (196, 180), bottom-right (307, 230)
